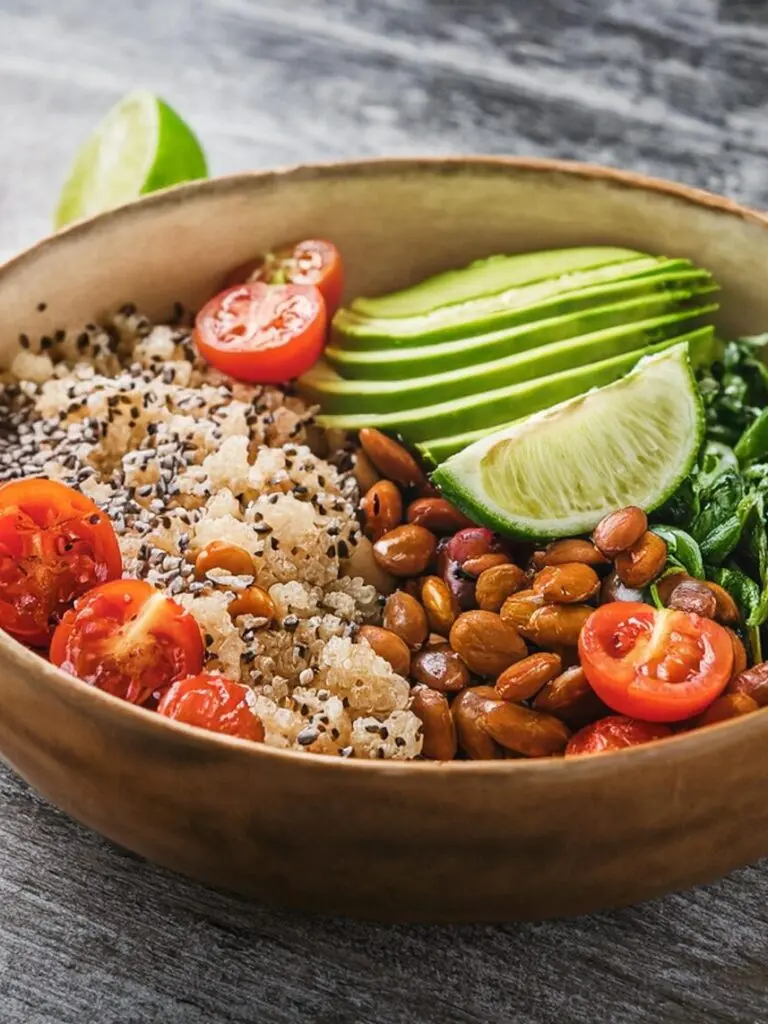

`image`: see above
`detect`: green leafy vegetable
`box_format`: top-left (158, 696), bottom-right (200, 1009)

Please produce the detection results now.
top-left (735, 407), bottom-right (768, 464)
top-left (650, 526), bottom-right (704, 578)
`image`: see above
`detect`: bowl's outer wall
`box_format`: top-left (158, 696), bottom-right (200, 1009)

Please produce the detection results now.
top-left (2, 159), bottom-right (768, 922)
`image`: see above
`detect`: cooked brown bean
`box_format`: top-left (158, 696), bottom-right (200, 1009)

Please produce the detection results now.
top-left (499, 589), bottom-right (545, 630)
top-left (668, 579), bottom-right (717, 619)
top-left (475, 563), bottom-right (527, 612)
top-left (382, 591), bottom-right (428, 650)
top-left (534, 538), bottom-right (608, 568)
top-left (462, 552), bottom-right (510, 577)
top-left (425, 632), bottom-right (448, 648)
top-left (411, 644), bottom-right (470, 693)
top-left (449, 610), bottom-right (527, 676)
top-left (653, 572), bottom-right (691, 606)
top-left (340, 535), bottom-right (397, 594)
top-left (532, 562), bottom-right (600, 604)
top-left (373, 524), bottom-right (437, 577)
top-left (614, 531), bottom-right (667, 588)
top-left (599, 570), bottom-right (646, 605)
top-left (196, 541), bottom-right (256, 579)
top-left (352, 448), bottom-right (380, 492)
top-left (521, 604), bottom-right (593, 647)
top-left (495, 652), bottom-right (562, 702)
top-left (482, 702), bottom-right (571, 757)
top-left (452, 686), bottom-right (504, 760)
top-left (410, 686), bottom-right (457, 760)
top-left (728, 661), bottom-right (768, 707)
top-left (357, 625), bottom-right (411, 676)
top-left (360, 480), bottom-right (403, 542)
top-left (421, 575), bottom-right (460, 635)
top-left (706, 582), bottom-right (741, 625)
top-left (593, 506), bottom-right (648, 558)
top-left (358, 428), bottom-right (427, 489)
top-left (406, 497), bottom-right (473, 533)
top-left (228, 585), bottom-right (276, 621)
top-left (725, 628), bottom-right (748, 680)
top-left (532, 666), bottom-right (605, 727)
top-left (693, 693), bottom-right (759, 727)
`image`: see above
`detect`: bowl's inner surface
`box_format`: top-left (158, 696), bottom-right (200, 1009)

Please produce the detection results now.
top-left (3, 160), bottom-right (768, 371)
top-left (6, 159), bottom-right (768, 921)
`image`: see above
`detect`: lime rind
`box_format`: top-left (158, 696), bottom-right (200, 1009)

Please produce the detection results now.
top-left (55, 90), bottom-right (207, 228)
top-left (432, 343), bottom-right (704, 539)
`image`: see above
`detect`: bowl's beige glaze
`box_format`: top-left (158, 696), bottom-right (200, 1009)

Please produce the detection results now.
top-left (2, 157), bottom-right (768, 923)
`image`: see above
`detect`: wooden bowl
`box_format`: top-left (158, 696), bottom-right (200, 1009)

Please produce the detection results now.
top-left (2, 157), bottom-right (768, 923)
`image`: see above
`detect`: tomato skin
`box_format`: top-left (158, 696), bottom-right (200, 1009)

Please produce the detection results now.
top-left (157, 673), bottom-right (264, 742)
top-left (579, 602), bottom-right (733, 722)
top-left (50, 579), bottom-right (204, 706)
top-left (566, 716), bottom-right (673, 756)
top-left (195, 282), bottom-right (326, 384)
top-left (224, 239), bottom-right (344, 316)
top-left (0, 478), bottom-right (122, 647)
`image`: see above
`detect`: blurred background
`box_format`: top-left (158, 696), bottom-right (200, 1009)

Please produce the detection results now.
top-left (4, 1), bottom-right (768, 260)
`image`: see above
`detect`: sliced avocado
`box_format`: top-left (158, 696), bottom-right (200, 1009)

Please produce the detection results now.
top-left (316, 327), bottom-right (715, 444)
top-left (326, 286), bottom-right (718, 381)
top-left (302, 300), bottom-right (718, 414)
top-left (418, 425), bottom-right (499, 465)
top-left (417, 327), bottom-right (718, 463)
top-left (334, 257), bottom-right (709, 349)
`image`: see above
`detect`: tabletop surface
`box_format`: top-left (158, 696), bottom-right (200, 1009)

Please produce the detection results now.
top-left (3, 1), bottom-right (768, 1021)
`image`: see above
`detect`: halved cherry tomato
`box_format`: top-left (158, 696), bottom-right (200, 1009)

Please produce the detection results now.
top-left (50, 579), bottom-right (204, 706)
top-left (157, 673), bottom-right (264, 742)
top-left (224, 239), bottom-right (344, 316)
top-left (0, 478), bottom-right (122, 647)
top-left (579, 602), bottom-right (733, 722)
top-left (566, 715), bottom-right (673, 756)
top-left (195, 282), bottom-right (326, 384)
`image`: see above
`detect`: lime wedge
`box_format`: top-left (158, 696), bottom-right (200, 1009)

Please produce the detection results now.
top-left (55, 90), bottom-right (207, 227)
top-left (432, 343), bottom-right (703, 539)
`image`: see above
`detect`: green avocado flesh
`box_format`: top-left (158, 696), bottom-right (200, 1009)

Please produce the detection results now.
top-left (315, 327), bottom-right (714, 443)
top-left (334, 256), bottom-right (710, 349)
top-left (324, 288), bottom-right (716, 381)
top-left (349, 247), bottom-right (642, 320)
top-left (303, 245), bottom-right (720, 460)
top-left (431, 343), bottom-right (704, 539)
top-left (304, 303), bottom-right (717, 414)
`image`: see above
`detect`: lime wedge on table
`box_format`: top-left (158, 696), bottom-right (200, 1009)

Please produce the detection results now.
top-left (55, 91), bottom-right (207, 228)
top-left (432, 343), bottom-right (704, 539)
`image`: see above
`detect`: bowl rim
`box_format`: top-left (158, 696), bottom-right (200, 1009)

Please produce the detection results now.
top-left (3, 152), bottom-right (768, 775)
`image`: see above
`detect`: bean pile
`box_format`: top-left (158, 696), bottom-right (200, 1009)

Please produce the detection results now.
top-left (353, 428), bottom-right (767, 760)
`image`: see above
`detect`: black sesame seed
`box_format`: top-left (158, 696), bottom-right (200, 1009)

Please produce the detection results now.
top-left (18, 334), bottom-right (30, 349)
top-left (37, 302), bottom-right (47, 312)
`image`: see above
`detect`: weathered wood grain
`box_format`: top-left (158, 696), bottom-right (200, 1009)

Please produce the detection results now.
top-left (2, 1), bottom-right (768, 1021)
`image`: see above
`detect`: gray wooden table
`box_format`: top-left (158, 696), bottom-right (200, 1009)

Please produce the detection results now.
top-left (3, 1), bottom-right (768, 1021)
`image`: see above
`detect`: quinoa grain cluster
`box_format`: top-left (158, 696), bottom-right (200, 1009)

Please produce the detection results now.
top-left (0, 308), bottom-right (422, 760)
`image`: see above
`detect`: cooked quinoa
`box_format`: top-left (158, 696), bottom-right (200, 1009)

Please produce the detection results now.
top-left (0, 307), bottom-right (422, 759)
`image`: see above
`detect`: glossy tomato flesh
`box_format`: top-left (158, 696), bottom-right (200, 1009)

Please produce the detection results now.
top-left (195, 281), bottom-right (326, 384)
top-left (50, 579), bottom-right (204, 706)
top-left (579, 602), bottom-right (733, 722)
top-left (158, 673), bottom-right (264, 742)
top-left (566, 715), bottom-right (673, 756)
top-left (224, 239), bottom-right (344, 315)
top-left (0, 478), bottom-right (122, 647)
